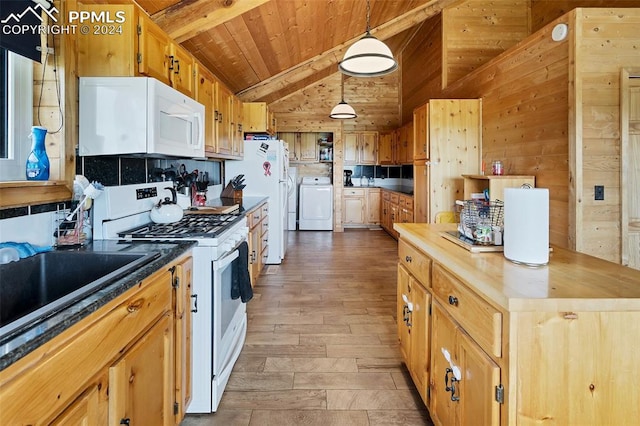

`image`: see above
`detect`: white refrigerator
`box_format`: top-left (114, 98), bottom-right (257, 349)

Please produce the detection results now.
top-left (226, 140), bottom-right (289, 264)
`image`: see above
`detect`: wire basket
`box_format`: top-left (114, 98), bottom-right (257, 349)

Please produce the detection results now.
top-left (457, 199), bottom-right (504, 244)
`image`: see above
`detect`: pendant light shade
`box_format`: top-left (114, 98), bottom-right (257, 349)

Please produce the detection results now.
top-left (330, 101), bottom-right (357, 119)
top-left (330, 74), bottom-right (357, 119)
top-left (339, 0), bottom-right (397, 77)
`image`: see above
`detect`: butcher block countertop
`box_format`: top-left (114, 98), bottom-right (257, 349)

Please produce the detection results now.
top-left (394, 223), bottom-right (640, 312)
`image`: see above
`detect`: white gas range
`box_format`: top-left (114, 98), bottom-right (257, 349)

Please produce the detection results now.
top-left (93, 182), bottom-right (249, 413)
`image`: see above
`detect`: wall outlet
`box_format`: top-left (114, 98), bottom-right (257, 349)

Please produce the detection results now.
top-left (595, 185), bottom-right (604, 201)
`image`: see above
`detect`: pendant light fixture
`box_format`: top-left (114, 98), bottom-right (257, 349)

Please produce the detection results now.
top-left (330, 74), bottom-right (357, 119)
top-left (339, 0), bottom-right (398, 77)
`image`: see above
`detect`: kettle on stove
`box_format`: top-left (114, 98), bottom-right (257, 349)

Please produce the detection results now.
top-left (150, 187), bottom-right (184, 224)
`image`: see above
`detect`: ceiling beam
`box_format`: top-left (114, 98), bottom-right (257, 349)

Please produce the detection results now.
top-left (236, 0), bottom-right (460, 102)
top-left (152, 0), bottom-right (269, 44)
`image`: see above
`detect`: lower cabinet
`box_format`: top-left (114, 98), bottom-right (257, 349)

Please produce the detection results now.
top-left (109, 313), bottom-right (174, 426)
top-left (397, 264), bottom-right (430, 405)
top-left (0, 253), bottom-right (193, 426)
top-left (430, 302), bottom-right (501, 426)
top-left (397, 238), bottom-right (502, 426)
top-left (247, 201), bottom-right (269, 285)
top-left (382, 190), bottom-right (413, 238)
top-left (343, 188), bottom-right (380, 227)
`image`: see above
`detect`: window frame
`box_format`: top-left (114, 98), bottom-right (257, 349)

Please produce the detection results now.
top-left (0, 50), bottom-right (34, 181)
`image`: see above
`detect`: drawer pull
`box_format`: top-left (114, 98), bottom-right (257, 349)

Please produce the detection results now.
top-left (448, 295), bottom-right (458, 306)
top-left (405, 255), bottom-right (412, 263)
top-left (445, 368), bottom-right (460, 402)
top-left (120, 419), bottom-right (131, 426)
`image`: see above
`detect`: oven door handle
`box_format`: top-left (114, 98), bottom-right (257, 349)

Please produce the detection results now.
top-left (213, 248), bottom-right (240, 271)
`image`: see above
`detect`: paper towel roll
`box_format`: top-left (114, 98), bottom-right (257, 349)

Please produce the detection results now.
top-left (503, 188), bottom-right (549, 266)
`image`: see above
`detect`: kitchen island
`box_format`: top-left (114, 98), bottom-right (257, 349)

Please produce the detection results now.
top-left (394, 223), bottom-right (640, 426)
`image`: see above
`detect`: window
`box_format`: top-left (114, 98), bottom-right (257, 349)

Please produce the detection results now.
top-left (0, 49), bottom-right (33, 181)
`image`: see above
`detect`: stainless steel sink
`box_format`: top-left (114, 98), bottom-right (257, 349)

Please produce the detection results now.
top-left (0, 250), bottom-right (160, 339)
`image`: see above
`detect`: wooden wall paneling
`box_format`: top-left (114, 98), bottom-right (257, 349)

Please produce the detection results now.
top-left (572, 8), bottom-right (640, 261)
top-left (530, 0), bottom-right (640, 32)
top-left (443, 17), bottom-right (571, 248)
top-left (442, 0), bottom-right (531, 88)
top-left (401, 13), bottom-right (442, 125)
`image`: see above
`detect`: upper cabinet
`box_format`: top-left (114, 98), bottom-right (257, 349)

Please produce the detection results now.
top-left (77, 3), bottom-right (242, 160)
top-left (344, 131), bottom-right (378, 165)
top-left (78, 5), bottom-right (194, 98)
top-left (244, 102), bottom-right (276, 134)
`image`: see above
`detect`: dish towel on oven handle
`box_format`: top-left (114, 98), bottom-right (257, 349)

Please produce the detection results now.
top-left (231, 241), bottom-right (253, 303)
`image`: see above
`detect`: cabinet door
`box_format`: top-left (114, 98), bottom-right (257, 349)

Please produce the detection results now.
top-left (413, 103), bottom-right (428, 161)
top-left (378, 132), bottom-right (394, 165)
top-left (280, 133), bottom-right (298, 161)
top-left (232, 96), bottom-right (244, 157)
top-left (248, 223), bottom-right (260, 284)
top-left (413, 164), bottom-right (429, 223)
top-left (359, 132), bottom-right (378, 164)
top-left (409, 279), bottom-right (430, 405)
top-left (457, 330), bottom-right (501, 426)
top-left (299, 133), bottom-right (318, 162)
top-left (196, 65), bottom-right (216, 154)
top-left (367, 189), bottom-right (381, 224)
top-left (397, 265), bottom-right (412, 364)
top-left (169, 42), bottom-right (195, 98)
top-left (343, 196), bottom-right (365, 224)
top-left (344, 133), bottom-right (359, 165)
top-left (50, 384), bottom-right (101, 426)
top-left (430, 302), bottom-right (459, 426)
top-left (174, 257), bottom-right (193, 423)
top-left (109, 314), bottom-right (174, 426)
top-left (138, 14), bottom-right (171, 85)
top-left (216, 83), bottom-right (233, 155)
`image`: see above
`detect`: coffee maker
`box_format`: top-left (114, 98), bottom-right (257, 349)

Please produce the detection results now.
top-left (344, 170), bottom-right (353, 186)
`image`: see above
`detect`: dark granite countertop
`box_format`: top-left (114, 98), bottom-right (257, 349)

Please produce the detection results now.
top-left (0, 240), bottom-right (195, 370)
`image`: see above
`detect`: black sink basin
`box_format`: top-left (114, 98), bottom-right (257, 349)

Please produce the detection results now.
top-left (0, 250), bottom-right (160, 339)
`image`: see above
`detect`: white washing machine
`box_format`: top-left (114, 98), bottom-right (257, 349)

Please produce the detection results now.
top-left (298, 176), bottom-right (333, 230)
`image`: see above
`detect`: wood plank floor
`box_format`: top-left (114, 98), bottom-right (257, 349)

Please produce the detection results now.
top-left (181, 230), bottom-right (433, 426)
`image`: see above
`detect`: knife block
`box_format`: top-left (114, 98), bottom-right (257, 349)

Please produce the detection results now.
top-left (221, 182), bottom-right (242, 202)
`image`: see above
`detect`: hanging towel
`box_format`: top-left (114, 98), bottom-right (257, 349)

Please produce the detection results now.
top-left (0, 242), bottom-right (52, 259)
top-left (231, 241), bottom-right (253, 303)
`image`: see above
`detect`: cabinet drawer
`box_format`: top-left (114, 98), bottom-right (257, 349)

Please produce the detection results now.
top-left (382, 191), bottom-right (390, 201)
top-left (344, 188), bottom-right (365, 197)
top-left (261, 203), bottom-right (269, 217)
top-left (249, 209), bottom-right (262, 228)
top-left (398, 240), bottom-right (431, 287)
top-left (432, 264), bottom-right (502, 358)
top-left (261, 219), bottom-right (269, 236)
top-left (401, 196), bottom-right (414, 210)
top-left (390, 193), bottom-right (399, 204)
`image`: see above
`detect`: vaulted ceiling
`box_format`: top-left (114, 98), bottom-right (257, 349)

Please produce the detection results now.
top-left (134, 0), bottom-right (459, 104)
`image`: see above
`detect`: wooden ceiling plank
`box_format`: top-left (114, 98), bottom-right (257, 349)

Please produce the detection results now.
top-left (237, 0), bottom-right (460, 102)
top-left (152, 0), bottom-right (270, 44)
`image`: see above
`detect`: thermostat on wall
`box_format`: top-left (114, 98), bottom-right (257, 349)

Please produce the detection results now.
top-left (552, 23), bottom-right (568, 41)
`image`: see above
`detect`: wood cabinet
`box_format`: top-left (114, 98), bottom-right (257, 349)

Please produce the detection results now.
top-left (0, 254), bottom-right (193, 425)
top-left (343, 188), bottom-right (381, 227)
top-left (378, 132), bottom-right (395, 165)
top-left (395, 223), bottom-right (640, 426)
top-left (232, 96), bottom-right (244, 157)
top-left (344, 132), bottom-right (378, 165)
top-left (413, 103), bottom-right (428, 161)
top-left (414, 99), bottom-right (482, 223)
top-left (398, 122), bottom-right (414, 164)
top-left (216, 83), bottom-right (233, 156)
top-left (381, 189), bottom-right (413, 238)
top-left (397, 263), bottom-right (431, 405)
top-left (109, 313), bottom-right (174, 426)
top-left (299, 133), bottom-right (319, 162)
top-left (462, 174), bottom-right (535, 202)
top-left (281, 132), bottom-right (333, 163)
top-left (247, 201), bottom-right (269, 285)
top-left (172, 257), bottom-right (193, 422)
top-left (78, 6), bottom-right (194, 97)
top-left (196, 64), bottom-right (216, 155)
top-left (244, 102), bottom-right (276, 134)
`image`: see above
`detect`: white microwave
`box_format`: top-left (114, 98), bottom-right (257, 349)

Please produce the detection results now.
top-left (79, 77), bottom-right (205, 158)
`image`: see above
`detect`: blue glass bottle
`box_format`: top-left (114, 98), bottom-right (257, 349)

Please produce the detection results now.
top-left (26, 126), bottom-right (50, 180)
